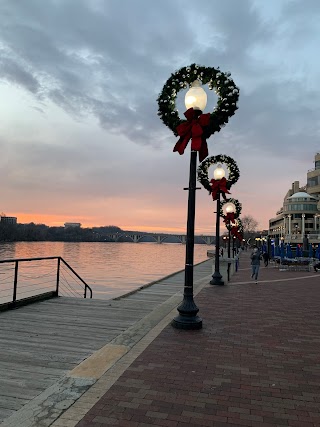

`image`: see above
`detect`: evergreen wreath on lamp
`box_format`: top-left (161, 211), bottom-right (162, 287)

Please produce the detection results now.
top-left (157, 64), bottom-right (239, 137)
top-left (237, 218), bottom-right (244, 235)
top-left (197, 154), bottom-right (240, 193)
top-left (220, 198), bottom-right (242, 224)
top-left (157, 65), bottom-right (239, 162)
top-left (228, 217), bottom-right (244, 241)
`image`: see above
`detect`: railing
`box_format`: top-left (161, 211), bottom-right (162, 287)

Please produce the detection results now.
top-left (0, 256), bottom-right (92, 310)
top-left (284, 234), bottom-right (320, 241)
top-left (272, 256), bottom-right (315, 271)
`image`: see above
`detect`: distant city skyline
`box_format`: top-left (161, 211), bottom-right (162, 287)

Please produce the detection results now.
top-left (1, 1), bottom-right (320, 234)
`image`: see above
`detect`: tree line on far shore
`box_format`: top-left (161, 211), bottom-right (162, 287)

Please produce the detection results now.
top-left (0, 223), bottom-right (123, 242)
top-left (0, 215), bottom-right (259, 243)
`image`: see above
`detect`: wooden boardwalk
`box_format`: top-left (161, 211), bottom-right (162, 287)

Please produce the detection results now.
top-left (0, 259), bottom-right (213, 425)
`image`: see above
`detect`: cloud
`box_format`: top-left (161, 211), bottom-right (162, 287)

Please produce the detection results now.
top-left (0, 56), bottom-right (40, 93)
top-left (1, 0), bottom-right (318, 151)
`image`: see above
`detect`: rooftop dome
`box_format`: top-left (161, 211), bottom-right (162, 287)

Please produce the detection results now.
top-left (287, 191), bottom-right (317, 200)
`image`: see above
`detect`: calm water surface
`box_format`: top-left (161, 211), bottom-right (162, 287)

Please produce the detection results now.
top-left (0, 242), bottom-right (210, 300)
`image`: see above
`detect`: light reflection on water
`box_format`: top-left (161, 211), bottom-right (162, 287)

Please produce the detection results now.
top-left (0, 242), bottom-right (211, 299)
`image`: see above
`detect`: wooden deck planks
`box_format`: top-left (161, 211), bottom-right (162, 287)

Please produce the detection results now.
top-left (0, 259), bottom-right (212, 424)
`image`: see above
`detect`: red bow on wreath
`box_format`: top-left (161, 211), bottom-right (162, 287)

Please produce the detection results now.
top-left (223, 212), bottom-right (235, 225)
top-left (209, 177), bottom-right (230, 201)
top-left (173, 108), bottom-right (210, 162)
top-left (231, 225), bottom-right (242, 241)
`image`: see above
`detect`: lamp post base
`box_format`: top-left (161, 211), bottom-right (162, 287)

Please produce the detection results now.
top-left (171, 296), bottom-right (202, 330)
top-left (210, 271), bottom-right (224, 286)
top-left (171, 315), bottom-right (202, 330)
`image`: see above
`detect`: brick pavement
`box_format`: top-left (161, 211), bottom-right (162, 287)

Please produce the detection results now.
top-left (74, 252), bottom-right (320, 427)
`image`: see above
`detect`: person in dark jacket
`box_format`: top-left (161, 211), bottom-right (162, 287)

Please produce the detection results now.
top-left (250, 247), bottom-right (262, 283)
top-left (262, 252), bottom-right (269, 267)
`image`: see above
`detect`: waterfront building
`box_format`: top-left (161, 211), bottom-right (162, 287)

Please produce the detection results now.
top-left (0, 216), bottom-right (17, 225)
top-left (269, 153), bottom-right (320, 245)
top-left (307, 152), bottom-right (320, 198)
top-left (64, 222), bottom-right (81, 228)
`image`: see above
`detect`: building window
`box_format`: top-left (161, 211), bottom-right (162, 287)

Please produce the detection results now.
top-left (0, 216), bottom-right (17, 224)
top-left (307, 176), bottom-right (320, 187)
top-left (287, 204), bottom-right (317, 211)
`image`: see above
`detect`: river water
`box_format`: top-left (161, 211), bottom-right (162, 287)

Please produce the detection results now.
top-left (0, 241), bottom-right (211, 300)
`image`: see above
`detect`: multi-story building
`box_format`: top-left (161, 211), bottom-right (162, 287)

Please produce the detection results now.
top-left (64, 222), bottom-right (81, 229)
top-left (306, 152), bottom-right (320, 198)
top-left (0, 216), bottom-right (17, 225)
top-left (269, 153), bottom-right (320, 245)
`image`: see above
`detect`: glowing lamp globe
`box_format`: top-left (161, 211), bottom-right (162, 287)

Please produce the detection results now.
top-left (213, 164), bottom-right (225, 181)
top-left (224, 202), bottom-right (235, 214)
top-left (185, 81), bottom-right (207, 111)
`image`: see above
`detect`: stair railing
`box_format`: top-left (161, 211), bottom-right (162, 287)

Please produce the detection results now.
top-left (0, 256), bottom-right (92, 310)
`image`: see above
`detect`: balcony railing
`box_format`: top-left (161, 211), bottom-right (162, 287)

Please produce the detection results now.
top-left (284, 234), bottom-right (320, 241)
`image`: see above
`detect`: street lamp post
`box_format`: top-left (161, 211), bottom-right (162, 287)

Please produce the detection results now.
top-left (157, 65), bottom-right (239, 329)
top-left (255, 237), bottom-right (261, 249)
top-left (227, 229), bottom-right (231, 280)
top-left (222, 201), bottom-right (236, 281)
top-left (210, 164), bottom-right (225, 286)
top-left (223, 236), bottom-right (227, 249)
top-left (267, 235), bottom-right (272, 258)
top-left (171, 82), bottom-right (207, 330)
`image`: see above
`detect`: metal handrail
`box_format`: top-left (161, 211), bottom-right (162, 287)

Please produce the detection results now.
top-left (0, 256), bottom-right (93, 307)
top-left (59, 258), bottom-right (92, 298)
top-left (0, 256), bottom-right (60, 263)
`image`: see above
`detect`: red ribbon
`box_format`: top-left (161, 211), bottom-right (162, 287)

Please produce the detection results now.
top-left (223, 212), bottom-right (235, 225)
top-left (173, 108), bottom-right (210, 161)
top-left (231, 225), bottom-right (238, 236)
top-left (209, 177), bottom-right (230, 201)
top-left (231, 225), bottom-right (242, 241)
top-left (236, 232), bottom-right (243, 241)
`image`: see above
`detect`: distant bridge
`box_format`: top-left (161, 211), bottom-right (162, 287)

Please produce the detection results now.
top-left (106, 232), bottom-right (215, 245)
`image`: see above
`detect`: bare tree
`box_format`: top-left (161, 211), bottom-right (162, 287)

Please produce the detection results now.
top-left (242, 215), bottom-right (259, 240)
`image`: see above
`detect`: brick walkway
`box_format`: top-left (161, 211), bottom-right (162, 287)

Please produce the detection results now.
top-left (75, 252), bottom-right (320, 427)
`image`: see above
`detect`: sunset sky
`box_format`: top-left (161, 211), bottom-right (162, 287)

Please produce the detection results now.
top-left (1, 0), bottom-right (320, 234)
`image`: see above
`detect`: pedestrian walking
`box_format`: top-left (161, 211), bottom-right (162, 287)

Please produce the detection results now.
top-left (262, 252), bottom-right (269, 267)
top-left (250, 247), bottom-right (262, 283)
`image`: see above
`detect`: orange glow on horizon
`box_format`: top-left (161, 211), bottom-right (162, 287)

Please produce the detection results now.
top-left (9, 213), bottom-right (82, 227)
top-left (8, 212), bottom-right (199, 234)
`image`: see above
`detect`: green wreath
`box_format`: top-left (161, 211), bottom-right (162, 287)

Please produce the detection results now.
top-left (237, 218), bottom-right (244, 234)
top-left (227, 217), bottom-right (244, 233)
top-left (157, 64), bottom-right (239, 138)
top-left (197, 154), bottom-right (240, 193)
top-left (220, 198), bottom-right (242, 219)
top-left (236, 218), bottom-right (243, 235)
